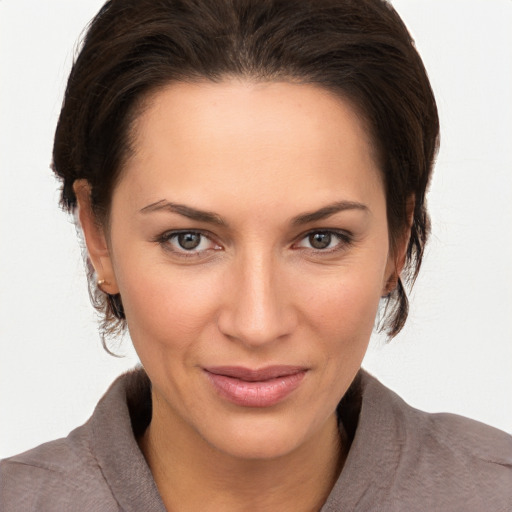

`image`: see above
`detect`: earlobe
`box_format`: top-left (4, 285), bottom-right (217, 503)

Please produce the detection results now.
top-left (382, 195), bottom-right (415, 297)
top-left (382, 271), bottom-right (399, 297)
top-left (73, 180), bottom-right (119, 294)
top-left (382, 249), bottom-right (406, 298)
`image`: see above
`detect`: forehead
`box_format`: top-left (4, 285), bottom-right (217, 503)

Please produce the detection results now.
top-left (117, 79), bottom-right (384, 216)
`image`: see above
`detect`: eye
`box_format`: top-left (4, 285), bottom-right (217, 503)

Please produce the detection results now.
top-left (176, 232), bottom-right (203, 250)
top-left (295, 230), bottom-right (351, 252)
top-left (156, 230), bottom-right (221, 256)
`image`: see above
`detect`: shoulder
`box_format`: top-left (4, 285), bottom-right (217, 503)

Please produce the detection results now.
top-left (361, 371), bottom-right (512, 510)
top-left (390, 387), bottom-right (512, 471)
top-left (406, 409), bottom-right (512, 501)
top-left (0, 427), bottom-right (118, 511)
top-left (0, 368), bottom-right (156, 512)
top-left (426, 409), bottom-right (512, 465)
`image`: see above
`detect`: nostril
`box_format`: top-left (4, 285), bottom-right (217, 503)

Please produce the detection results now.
top-left (217, 298), bottom-right (297, 347)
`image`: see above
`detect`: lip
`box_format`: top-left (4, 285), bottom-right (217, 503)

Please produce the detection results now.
top-left (204, 366), bottom-right (308, 408)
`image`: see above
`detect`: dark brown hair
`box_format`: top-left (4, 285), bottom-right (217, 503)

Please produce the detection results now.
top-left (52, 0), bottom-right (439, 346)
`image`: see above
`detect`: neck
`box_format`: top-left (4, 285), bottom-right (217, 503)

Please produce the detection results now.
top-left (139, 391), bottom-right (347, 512)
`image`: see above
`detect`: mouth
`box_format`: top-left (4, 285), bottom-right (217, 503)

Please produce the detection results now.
top-left (203, 365), bottom-right (308, 407)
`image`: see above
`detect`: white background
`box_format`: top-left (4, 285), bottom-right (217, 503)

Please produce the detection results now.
top-left (1, 0), bottom-right (511, 458)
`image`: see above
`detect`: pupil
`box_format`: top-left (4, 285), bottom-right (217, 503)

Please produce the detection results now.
top-left (178, 233), bottom-right (201, 250)
top-left (310, 232), bottom-right (331, 249)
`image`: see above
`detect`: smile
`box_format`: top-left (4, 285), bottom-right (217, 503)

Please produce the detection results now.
top-left (203, 366), bottom-right (308, 408)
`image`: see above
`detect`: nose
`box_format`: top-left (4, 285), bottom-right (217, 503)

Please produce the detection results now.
top-left (217, 251), bottom-right (298, 348)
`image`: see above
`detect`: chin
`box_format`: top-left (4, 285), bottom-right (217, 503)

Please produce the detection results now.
top-left (199, 412), bottom-right (327, 461)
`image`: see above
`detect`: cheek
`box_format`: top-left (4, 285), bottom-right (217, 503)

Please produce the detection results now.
top-left (297, 267), bottom-right (383, 398)
top-left (113, 249), bottom-right (222, 347)
top-left (299, 265), bottom-right (384, 331)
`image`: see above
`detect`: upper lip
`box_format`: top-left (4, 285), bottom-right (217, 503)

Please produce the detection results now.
top-left (204, 365), bottom-right (308, 382)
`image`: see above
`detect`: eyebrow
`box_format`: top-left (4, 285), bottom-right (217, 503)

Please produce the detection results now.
top-left (139, 199), bottom-right (368, 227)
top-left (139, 200), bottom-right (227, 226)
top-left (291, 200), bottom-right (369, 225)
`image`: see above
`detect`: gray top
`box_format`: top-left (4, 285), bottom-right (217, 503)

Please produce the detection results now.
top-left (1, 368), bottom-right (511, 511)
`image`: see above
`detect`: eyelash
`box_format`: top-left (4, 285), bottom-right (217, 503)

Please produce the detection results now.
top-left (153, 229), bottom-right (353, 258)
top-left (294, 230), bottom-right (353, 254)
top-left (154, 230), bottom-right (221, 258)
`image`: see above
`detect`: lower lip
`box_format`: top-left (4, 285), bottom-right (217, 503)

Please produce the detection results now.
top-left (205, 371), bottom-right (307, 408)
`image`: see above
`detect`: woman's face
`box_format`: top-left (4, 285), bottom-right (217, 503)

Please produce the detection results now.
top-left (86, 80), bottom-right (397, 460)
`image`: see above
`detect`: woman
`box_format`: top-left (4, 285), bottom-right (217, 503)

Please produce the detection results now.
top-left (1, 0), bottom-right (511, 510)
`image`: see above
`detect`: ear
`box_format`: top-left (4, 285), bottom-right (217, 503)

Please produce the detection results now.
top-left (382, 196), bottom-right (415, 296)
top-left (73, 180), bottom-right (119, 295)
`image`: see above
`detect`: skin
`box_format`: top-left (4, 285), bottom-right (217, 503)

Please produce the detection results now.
top-left (75, 79), bottom-right (408, 512)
